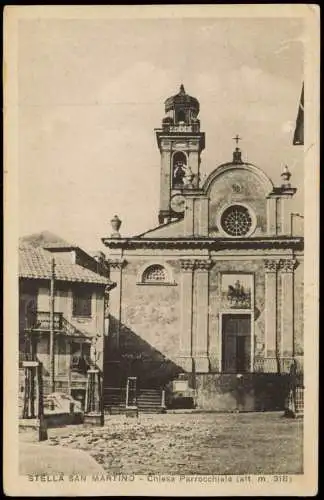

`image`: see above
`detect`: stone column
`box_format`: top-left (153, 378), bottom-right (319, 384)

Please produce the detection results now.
top-left (183, 198), bottom-right (195, 236)
top-left (108, 259), bottom-right (127, 350)
top-left (193, 259), bottom-right (213, 373)
top-left (280, 259), bottom-right (298, 360)
top-left (264, 260), bottom-right (279, 361)
top-left (179, 259), bottom-right (195, 372)
top-left (196, 197), bottom-right (209, 237)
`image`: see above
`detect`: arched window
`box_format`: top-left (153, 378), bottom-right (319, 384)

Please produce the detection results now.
top-left (176, 109), bottom-right (186, 123)
top-left (142, 264), bottom-right (168, 283)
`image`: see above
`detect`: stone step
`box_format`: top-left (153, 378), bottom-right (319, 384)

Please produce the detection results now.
top-left (107, 406), bottom-right (164, 415)
top-left (104, 388), bottom-right (164, 414)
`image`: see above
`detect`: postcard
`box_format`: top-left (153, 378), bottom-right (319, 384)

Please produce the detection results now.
top-left (3, 4), bottom-right (319, 496)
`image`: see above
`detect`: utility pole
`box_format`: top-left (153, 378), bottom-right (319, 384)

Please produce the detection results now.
top-left (49, 257), bottom-right (56, 393)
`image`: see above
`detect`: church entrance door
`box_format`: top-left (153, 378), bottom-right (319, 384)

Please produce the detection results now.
top-left (221, 314), bottom-right (251, 373)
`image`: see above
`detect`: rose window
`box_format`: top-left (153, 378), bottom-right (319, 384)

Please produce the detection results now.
top-left (220, 205), bottom-right (253, 236)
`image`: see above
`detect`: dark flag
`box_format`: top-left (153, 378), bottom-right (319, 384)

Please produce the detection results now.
top-left (293, 83), bottom-right (304, 145)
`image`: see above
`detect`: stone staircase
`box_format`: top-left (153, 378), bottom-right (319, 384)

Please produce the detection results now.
top-left (137, 389), bottom-right (165, 414)
top-left (104, 387), bottom-right (165, 414)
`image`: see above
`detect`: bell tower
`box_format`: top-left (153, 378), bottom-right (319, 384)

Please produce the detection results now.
top-left (155, 84), bottom-right (205, 224)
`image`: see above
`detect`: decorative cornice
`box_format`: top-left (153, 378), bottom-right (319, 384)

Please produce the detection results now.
top-left (264, 259), bottom-right (280, 273)
top-left (279, 259), bottom-right (298, 273)
top-left (180, 259), bottom-right (214, 272)
top-left (107, 259), bottom-right (128, 270)
top-left (195, 259), bottom-right (214, 271)
top-left (160, 144), bottom-right (171, 152)
top-left (102, 236), bottom-right (304, 252)
top-left (268, 186), bottom-right (297, 198)
top-left (180, 259), bottom-right (195, 272)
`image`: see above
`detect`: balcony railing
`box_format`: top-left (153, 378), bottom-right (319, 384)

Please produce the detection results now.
top-left (24, 311), bottom-right (91, 340)
top-left (25, 311), bottom-right (63, 331)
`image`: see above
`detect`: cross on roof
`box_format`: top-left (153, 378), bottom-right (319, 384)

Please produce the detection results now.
top-left (233, 134), bottom-right (242, 145)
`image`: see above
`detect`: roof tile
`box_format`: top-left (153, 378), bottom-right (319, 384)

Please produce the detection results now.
top-left (19, 244), bottom-right (113, 286)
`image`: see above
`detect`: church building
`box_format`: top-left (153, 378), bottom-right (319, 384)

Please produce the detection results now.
top-left (102, 85), bottom-right (304, 411)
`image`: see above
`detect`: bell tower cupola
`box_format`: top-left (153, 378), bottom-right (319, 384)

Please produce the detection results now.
top-left (155, 84), bottom-right (205, 224)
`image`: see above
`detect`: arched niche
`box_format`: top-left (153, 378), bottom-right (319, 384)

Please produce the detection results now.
top-left (172, 151), bottom-right (188, 188)
top-left (176, 109), bottom-right (186, 123)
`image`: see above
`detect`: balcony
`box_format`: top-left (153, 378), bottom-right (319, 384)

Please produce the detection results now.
top-left (23, 311), bottom-right (91, 340)
top-left (25, 311), bottom-right (63, 331)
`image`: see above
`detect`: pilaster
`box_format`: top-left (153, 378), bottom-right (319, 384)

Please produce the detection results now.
top-left (183, 198), bottom-right (195, 236)
top-left (266, 197), bottom-right (277, 235)
top-left (159, 147), bottom-right (171, 214)
top-left (193, 259), bottom-right (214, 373)
top-left (279, 258), bottom-right (298, 358)
top-left (264, 259), bottom-right (279, 360)
top-left (107, 259), bottom-right (127, 350)
top-left (179, 259), bottom-right (195, 372)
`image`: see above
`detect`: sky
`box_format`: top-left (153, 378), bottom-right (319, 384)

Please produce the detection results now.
top-left (18, 16), bottom-right (304, 253)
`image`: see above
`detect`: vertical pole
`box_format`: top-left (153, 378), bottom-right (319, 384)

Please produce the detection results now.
top-left (84, 372), bottom-right (89, 413)
top-left (67, 340), bottom-right (72, 396)
top-left (99, 371), bottom-right (104, 426)
top-left (161, 389), bottom-right (166, 409)
top-left (125, 378), bottom-right (129, 407)
top-left (23, 368), bottom-right (29, 418)
top-left (49, 258), bottom-right (56, 393)
top-left (37, 362), bottom-right (48, 441)
top-left (30, 366), bottom-right (36, 418)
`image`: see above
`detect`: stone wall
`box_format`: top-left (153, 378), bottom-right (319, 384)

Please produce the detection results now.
top-left (106, 259), bottom-right (183, 386)
top-left (195, 373), bottom-right (290, 411)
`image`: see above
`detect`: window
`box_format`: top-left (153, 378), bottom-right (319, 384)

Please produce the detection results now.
top-left (142, 265), bottom-right (168, 283)
top-left (176, 110), bottom-right (186, 123)
top-left (220, 204), bottom-right (253, 237)
top-left (73, 287), bottom-right (92, 317)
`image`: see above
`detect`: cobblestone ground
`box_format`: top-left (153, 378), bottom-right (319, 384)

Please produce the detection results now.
top-left (21, 412), bottom-right (303, 475)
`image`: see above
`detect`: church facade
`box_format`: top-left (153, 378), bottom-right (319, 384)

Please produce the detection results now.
top-left (102, 85), bottom-right (304, 411)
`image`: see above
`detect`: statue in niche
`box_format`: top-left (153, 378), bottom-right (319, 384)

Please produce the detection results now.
top-left (183, 166), bottom-right (195, 188)
top-left (173, 160), bottom-right (187, 186)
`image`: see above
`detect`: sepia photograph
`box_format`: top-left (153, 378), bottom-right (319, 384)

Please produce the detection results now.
top-left (3, 4), bottom-right (319, 496)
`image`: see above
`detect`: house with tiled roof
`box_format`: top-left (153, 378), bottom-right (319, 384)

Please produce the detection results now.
top-left (19, 238), bottom-right (116, 403)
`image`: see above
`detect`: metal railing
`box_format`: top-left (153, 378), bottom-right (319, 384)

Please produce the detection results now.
top-left (24, 311), bottom-right (92, 340)
top-left (26, 311), bottom-right (63, 331)
top-left (220, 356), bottom-right (304, 374)
top-left (254, 357), bottom-right (304, 374)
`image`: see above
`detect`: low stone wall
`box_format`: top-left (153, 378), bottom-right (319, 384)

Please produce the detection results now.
top-left (194, 373), bottom-right (291, 412)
